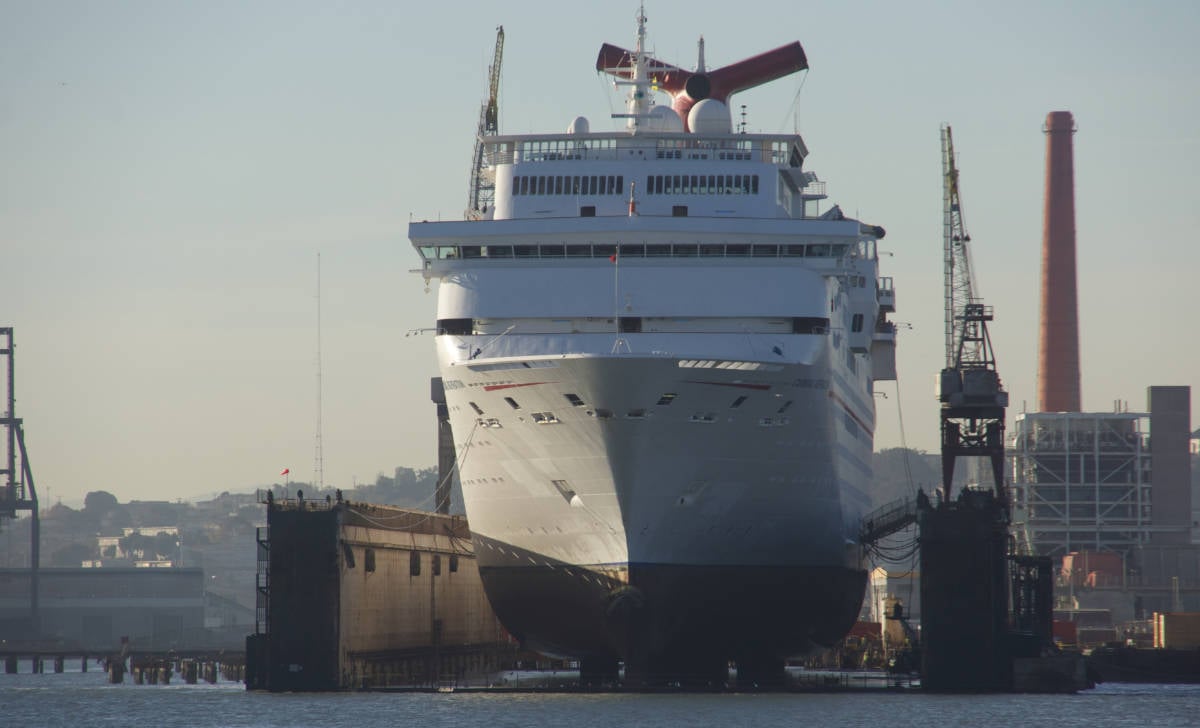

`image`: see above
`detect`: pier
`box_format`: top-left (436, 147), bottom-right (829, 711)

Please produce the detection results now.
top-left (0, 649), bottom-right (245, 684)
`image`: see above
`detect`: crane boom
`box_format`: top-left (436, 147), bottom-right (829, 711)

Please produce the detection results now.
top-left (942, 126), bottom-right (980, 369)
top-left (466, 26), bottom-right (505, 220)
top-left (936, 125), bottom-right (1008, 505)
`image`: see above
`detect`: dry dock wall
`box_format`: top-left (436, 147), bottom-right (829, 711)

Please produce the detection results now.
top-left (254, 499), bottom-right (513, 691)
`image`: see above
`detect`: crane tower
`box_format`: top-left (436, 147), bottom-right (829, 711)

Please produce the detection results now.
top-left (936, 125), bottom-right (1009, 505)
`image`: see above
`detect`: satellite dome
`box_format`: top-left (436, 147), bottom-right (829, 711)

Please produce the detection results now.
top-left (688, 99), bottom-right (731, 135)
top-left (645, 105), bottom-right (683, 132)
top-left (568, 116), bottom-right (590, 134)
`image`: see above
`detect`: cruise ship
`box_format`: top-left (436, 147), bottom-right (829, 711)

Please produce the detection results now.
top-left (409, 10), bottom-right (897, 684)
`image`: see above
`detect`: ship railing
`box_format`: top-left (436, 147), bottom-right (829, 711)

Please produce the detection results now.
top-left (859, 496), bottom-right (918, 545)
top-left (256, 488), bottom-right (338, 512)
top-left (417, 241), bottom-right (862, 264)
top-left (493, 133), bottom-right (805, 166)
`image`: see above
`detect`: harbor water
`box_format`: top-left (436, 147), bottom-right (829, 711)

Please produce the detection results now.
top-left (4, 667), bottom-right (1200, 727)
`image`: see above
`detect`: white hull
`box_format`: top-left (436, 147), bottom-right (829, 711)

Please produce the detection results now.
top-left (442, 342), bottom-right (873, 573)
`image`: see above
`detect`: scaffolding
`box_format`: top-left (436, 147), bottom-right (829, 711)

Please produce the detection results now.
top-left (1009, 411), bottom-right (1152, 559)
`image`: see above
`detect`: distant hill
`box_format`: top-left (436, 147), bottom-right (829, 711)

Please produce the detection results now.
top-left (870, 447), bottom-right (981, 511)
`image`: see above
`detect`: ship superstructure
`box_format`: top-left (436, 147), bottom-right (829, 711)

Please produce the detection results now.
top-left (409, 9), bottom-right (897, 684)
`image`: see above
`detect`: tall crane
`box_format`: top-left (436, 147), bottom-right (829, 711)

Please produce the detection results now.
top-left (937, 125), bottom-right (1009, 505)
top-left (465, 26), bottom-right (504, 220)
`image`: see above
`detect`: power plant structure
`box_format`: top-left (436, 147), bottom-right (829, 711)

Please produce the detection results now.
top-left (1012, 110), bottom-right (1196, 621)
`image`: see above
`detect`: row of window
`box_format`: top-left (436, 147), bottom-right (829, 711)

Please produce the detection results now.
top-left (653, 149), bottom-right (754, 160)
top-left (419, 242), bottom-right (852, 260)
top-left (643, 174), bottom-right (760, 196)
top-left (469, 391), bottom-right (794, 417)
top-left (513, 175), bottom-right (625, 196)
top-left (509, 173), bottom-right (765, 198)
top-left (345, 546), bottom-right (458, 576)
top-left (437, 316), bottom-right (830, 336)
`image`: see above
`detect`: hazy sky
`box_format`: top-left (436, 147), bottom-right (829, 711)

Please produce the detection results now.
top-left (3, 1), bottom-right (1197, 506)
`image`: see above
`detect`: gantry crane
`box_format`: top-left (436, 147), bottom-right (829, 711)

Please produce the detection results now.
top-left (936, 125), bottom-right (1009, 505)
top-left (465, 26), bottom-right (504, 220)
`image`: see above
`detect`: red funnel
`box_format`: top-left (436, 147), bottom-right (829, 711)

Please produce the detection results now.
top-left (596, 41), bottom-right (808, 130)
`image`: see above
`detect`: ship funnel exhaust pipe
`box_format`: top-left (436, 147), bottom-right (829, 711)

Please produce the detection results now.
top-left (596, 40), bottom-right (808, 131)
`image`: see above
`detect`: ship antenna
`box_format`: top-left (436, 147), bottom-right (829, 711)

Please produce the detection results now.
top-left (626, 3), bottom-right (650, 129)
top-left (313, 252), bottom-right (324, 492)
top-left (697, 35), bottom-right (706, 73)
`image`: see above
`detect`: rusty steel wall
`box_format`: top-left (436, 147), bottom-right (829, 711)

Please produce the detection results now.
top-left (1037, 110), bottom-right (1082, 413)
top-left (259, 501), bottom-right (513, 690)
top-left (337, 520), bottom-right (508, 655)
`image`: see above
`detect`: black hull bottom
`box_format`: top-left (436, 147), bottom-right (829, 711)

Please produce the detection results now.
top-left (476, 537), bottom-right (866, 685)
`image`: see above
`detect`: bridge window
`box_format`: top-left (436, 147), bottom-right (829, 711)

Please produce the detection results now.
top-left (792, 317), bottom-right (830, 334)
top-left (438, 318), bottom-right (473, 335)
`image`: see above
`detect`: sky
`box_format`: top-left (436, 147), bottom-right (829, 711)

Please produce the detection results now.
top-left (2, 1), bottom-right (1198, 506)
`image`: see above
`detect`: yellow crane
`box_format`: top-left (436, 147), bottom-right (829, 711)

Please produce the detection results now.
top-left (466, 26), bottom-right (504, 220)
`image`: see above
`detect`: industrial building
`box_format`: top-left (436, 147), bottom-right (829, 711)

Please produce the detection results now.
top-left (1010, 387), bottom-right (1193, 562)
top-left (0, 567), bottom-right (205, 649)
top-left (1009, 410), bottom-right (1151, 558)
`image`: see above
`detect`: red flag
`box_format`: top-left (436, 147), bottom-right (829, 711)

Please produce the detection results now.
top-left (280, 468), bottom-right (290, 476)
top-left (609, 254), bottom-right (617, 264)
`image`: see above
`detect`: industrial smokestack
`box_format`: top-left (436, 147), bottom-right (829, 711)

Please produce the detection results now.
top-left (1036, 111), bottom-right (1081, 412)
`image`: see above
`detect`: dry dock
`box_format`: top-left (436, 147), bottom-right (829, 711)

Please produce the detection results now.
top-left (246, 494), bottom-right (515, 691)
